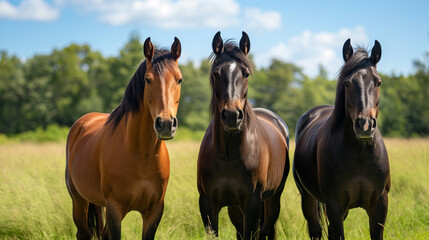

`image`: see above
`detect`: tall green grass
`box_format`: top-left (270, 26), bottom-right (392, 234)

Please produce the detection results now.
top-left (0, 139), bottom-right (428, 239)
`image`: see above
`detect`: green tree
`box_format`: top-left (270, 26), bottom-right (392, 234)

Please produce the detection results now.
top-left (250, 59), bottom-right (307, 136)
top-left (106, 33), bottom-right (144, 111)
top-left (177, 60), bottom-right (211, 131)
top-left (378, 73), bottom-right (408, 136)
top-left (0, 51), bottom-right (26, 133)
top-left (408, 52), bottom-right (429, 135)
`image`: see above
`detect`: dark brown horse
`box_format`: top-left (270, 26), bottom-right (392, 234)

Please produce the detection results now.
top-left (197, 31), bottom-right (290, 240)
top-left (293, 39), bottom-right (390, 240)
top-left (66, 37), bottom-right (182, 240)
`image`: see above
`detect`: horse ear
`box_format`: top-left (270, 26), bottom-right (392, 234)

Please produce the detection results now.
top-left (212, 31), bottom-right (224, 56)
top-left (342, 38), bottom-right (353, 62)
top-left (370, 40), bottom-right (382, 65)
top-left (143, 37), bottom-right (154, 64)
top-left (171, 37), bottom-right (181, 62)
top-left (239, 31), bottom-right (251, 55)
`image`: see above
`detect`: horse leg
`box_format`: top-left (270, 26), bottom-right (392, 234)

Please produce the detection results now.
top-left (103, 200), bottom-right (124, 240)
top-left (326, 200), bottom-right (346, 240)
top-left (243, 192), bottom-right (261, 240)
top-left (297, 188), bottom-right (322, 240)
top-left (66, 172), bottom-right (92, 240)
top-left (71, 197), bottom-right (92, 240)
top-left (259, 191), bottom-right (282, 240)
top-left (199, 194), bottom-right (220, 237)
top-left (228, 206), bottom-right (244, 239)
top-left (367, 191), bottom-right (388, 240)
top-left (141, 201), bottom-right (164, 240)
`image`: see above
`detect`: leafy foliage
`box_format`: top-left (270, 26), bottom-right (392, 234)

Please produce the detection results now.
top-left (1, 34), bottom-right (428, 137)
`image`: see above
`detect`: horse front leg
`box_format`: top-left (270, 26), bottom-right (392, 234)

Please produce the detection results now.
top-left (367, 191), bottom-right (388, 240)
top-left (228, 206), bottom-right (244, 239)
top-left (259, 190), bottom-right (282, 240)
top-left (199, 193), bottom-right (220, 237)
top-left (103, 200), bottom-right (125, 240)
top-left (141, 200), bottom-right (164, 240)
top-left (243, 191), bottom-right (261, 240)
top-left (326, 200), bottom-right (346, 240)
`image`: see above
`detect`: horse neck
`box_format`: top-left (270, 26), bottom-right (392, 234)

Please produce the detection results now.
top-left (329, 104), bottom-right (353, 135)
top-left (125, 101), bottom-right (162, 154)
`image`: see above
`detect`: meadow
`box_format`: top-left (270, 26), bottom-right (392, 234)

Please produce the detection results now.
top-left (0, 138), bottom-right (428, 239)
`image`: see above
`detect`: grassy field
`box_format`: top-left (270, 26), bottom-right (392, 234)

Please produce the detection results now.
top-left (0, 138), bottom-right (428, 239)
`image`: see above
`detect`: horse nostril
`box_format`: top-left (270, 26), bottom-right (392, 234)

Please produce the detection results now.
top-left (172, 117), bottom-right (178, 129)
top-left (155, 117), bottom-right (163, 132)
top-left (372, 118), bottom-right (377, 129)
top-left (237, 109), bottom-right (243, 121)
top-left (221, 109), bottom-right (227, 122)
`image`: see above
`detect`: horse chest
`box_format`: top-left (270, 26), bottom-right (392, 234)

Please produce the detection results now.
top-left (206, 160), bottom-right (254, 206)
top-left (321, 149), bottom-right (388, 209)
top-left (128, 179), bottom-right (164, 211)
top-left (105, 172), bottom-right (166, 211)
top-left (101, 153), bottom-right (169, 211)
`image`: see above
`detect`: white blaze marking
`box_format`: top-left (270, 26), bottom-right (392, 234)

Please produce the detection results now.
top-left (228, 62), bottom-right (237, 97)
top-left (363, 120), bottom-right (369, 131)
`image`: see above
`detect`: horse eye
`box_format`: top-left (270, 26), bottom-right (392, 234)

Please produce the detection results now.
top-left (145, 78), bottom-right (151, 84)
top-left (178, 78), bottom-right (183, 84)
top-left (243, 69), bottom-right (250, 78)
top-left (375, 79), bottom-right (382, 87)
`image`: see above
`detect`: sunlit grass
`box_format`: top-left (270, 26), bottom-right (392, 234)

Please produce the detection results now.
top-left (0, 139), bottom-right (428, 239)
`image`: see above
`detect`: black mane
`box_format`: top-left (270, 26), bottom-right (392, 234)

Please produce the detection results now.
top-left (106, 49), bottom-right (175, 131)
top-left (209, 41), bottom-right (253, 117)
top-left (332, 47), bottom-right (373, 126)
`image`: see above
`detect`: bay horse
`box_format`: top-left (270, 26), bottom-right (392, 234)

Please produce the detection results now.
top-left (65, 37), bottom-right (182, 240)
top-left (293, 39), bottom-right (390, 240)
top-left (197, 31), bottom-right (290, 240)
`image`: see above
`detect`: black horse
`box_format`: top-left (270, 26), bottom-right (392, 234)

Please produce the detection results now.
top-left (197, 31), bottom-right (290, 240)
top-left (293, 39), bottom-right (390, 240)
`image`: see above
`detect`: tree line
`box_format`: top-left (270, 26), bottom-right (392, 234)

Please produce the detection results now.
top-left (1, 34), bottom-right (428, 137)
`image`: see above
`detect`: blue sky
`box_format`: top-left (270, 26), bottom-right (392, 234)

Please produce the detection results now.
top-left (0, 0), bottom-right (428, 78)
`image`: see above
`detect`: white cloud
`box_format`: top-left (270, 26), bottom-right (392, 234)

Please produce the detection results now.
top-left (244, 8), bottom-right (281, 31)
top-left (69, 0), bottom-right (280, 30)
top-left (255, 26), bottom-right (368, 78)
top-left (0, 0), bottom-right (282, 30)
top-left (105, 0), bottom-right (240, 28)
top-left (0, 0), bottom-right (59, 21)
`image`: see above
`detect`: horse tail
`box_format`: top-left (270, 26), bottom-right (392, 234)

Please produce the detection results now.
top-left (88, 203), bottom-right (104, 239)
top-left (318, 202), bottom-right (329, 238)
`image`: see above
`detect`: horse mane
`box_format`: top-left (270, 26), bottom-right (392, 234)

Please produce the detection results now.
top-left (106, 49), bottom-right (175, 131)
top-left (332, 47), bottom-right (373, 126)
top-left (209, 40), bottom-right (254, 118)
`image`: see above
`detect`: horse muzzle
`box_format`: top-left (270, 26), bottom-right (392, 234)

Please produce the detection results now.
top-left (154, 116), bottom-right (177, 140)
top-left (353, 117), bottom-right (376, 140)
top-left (221, 108), bottom-right (243, 132)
